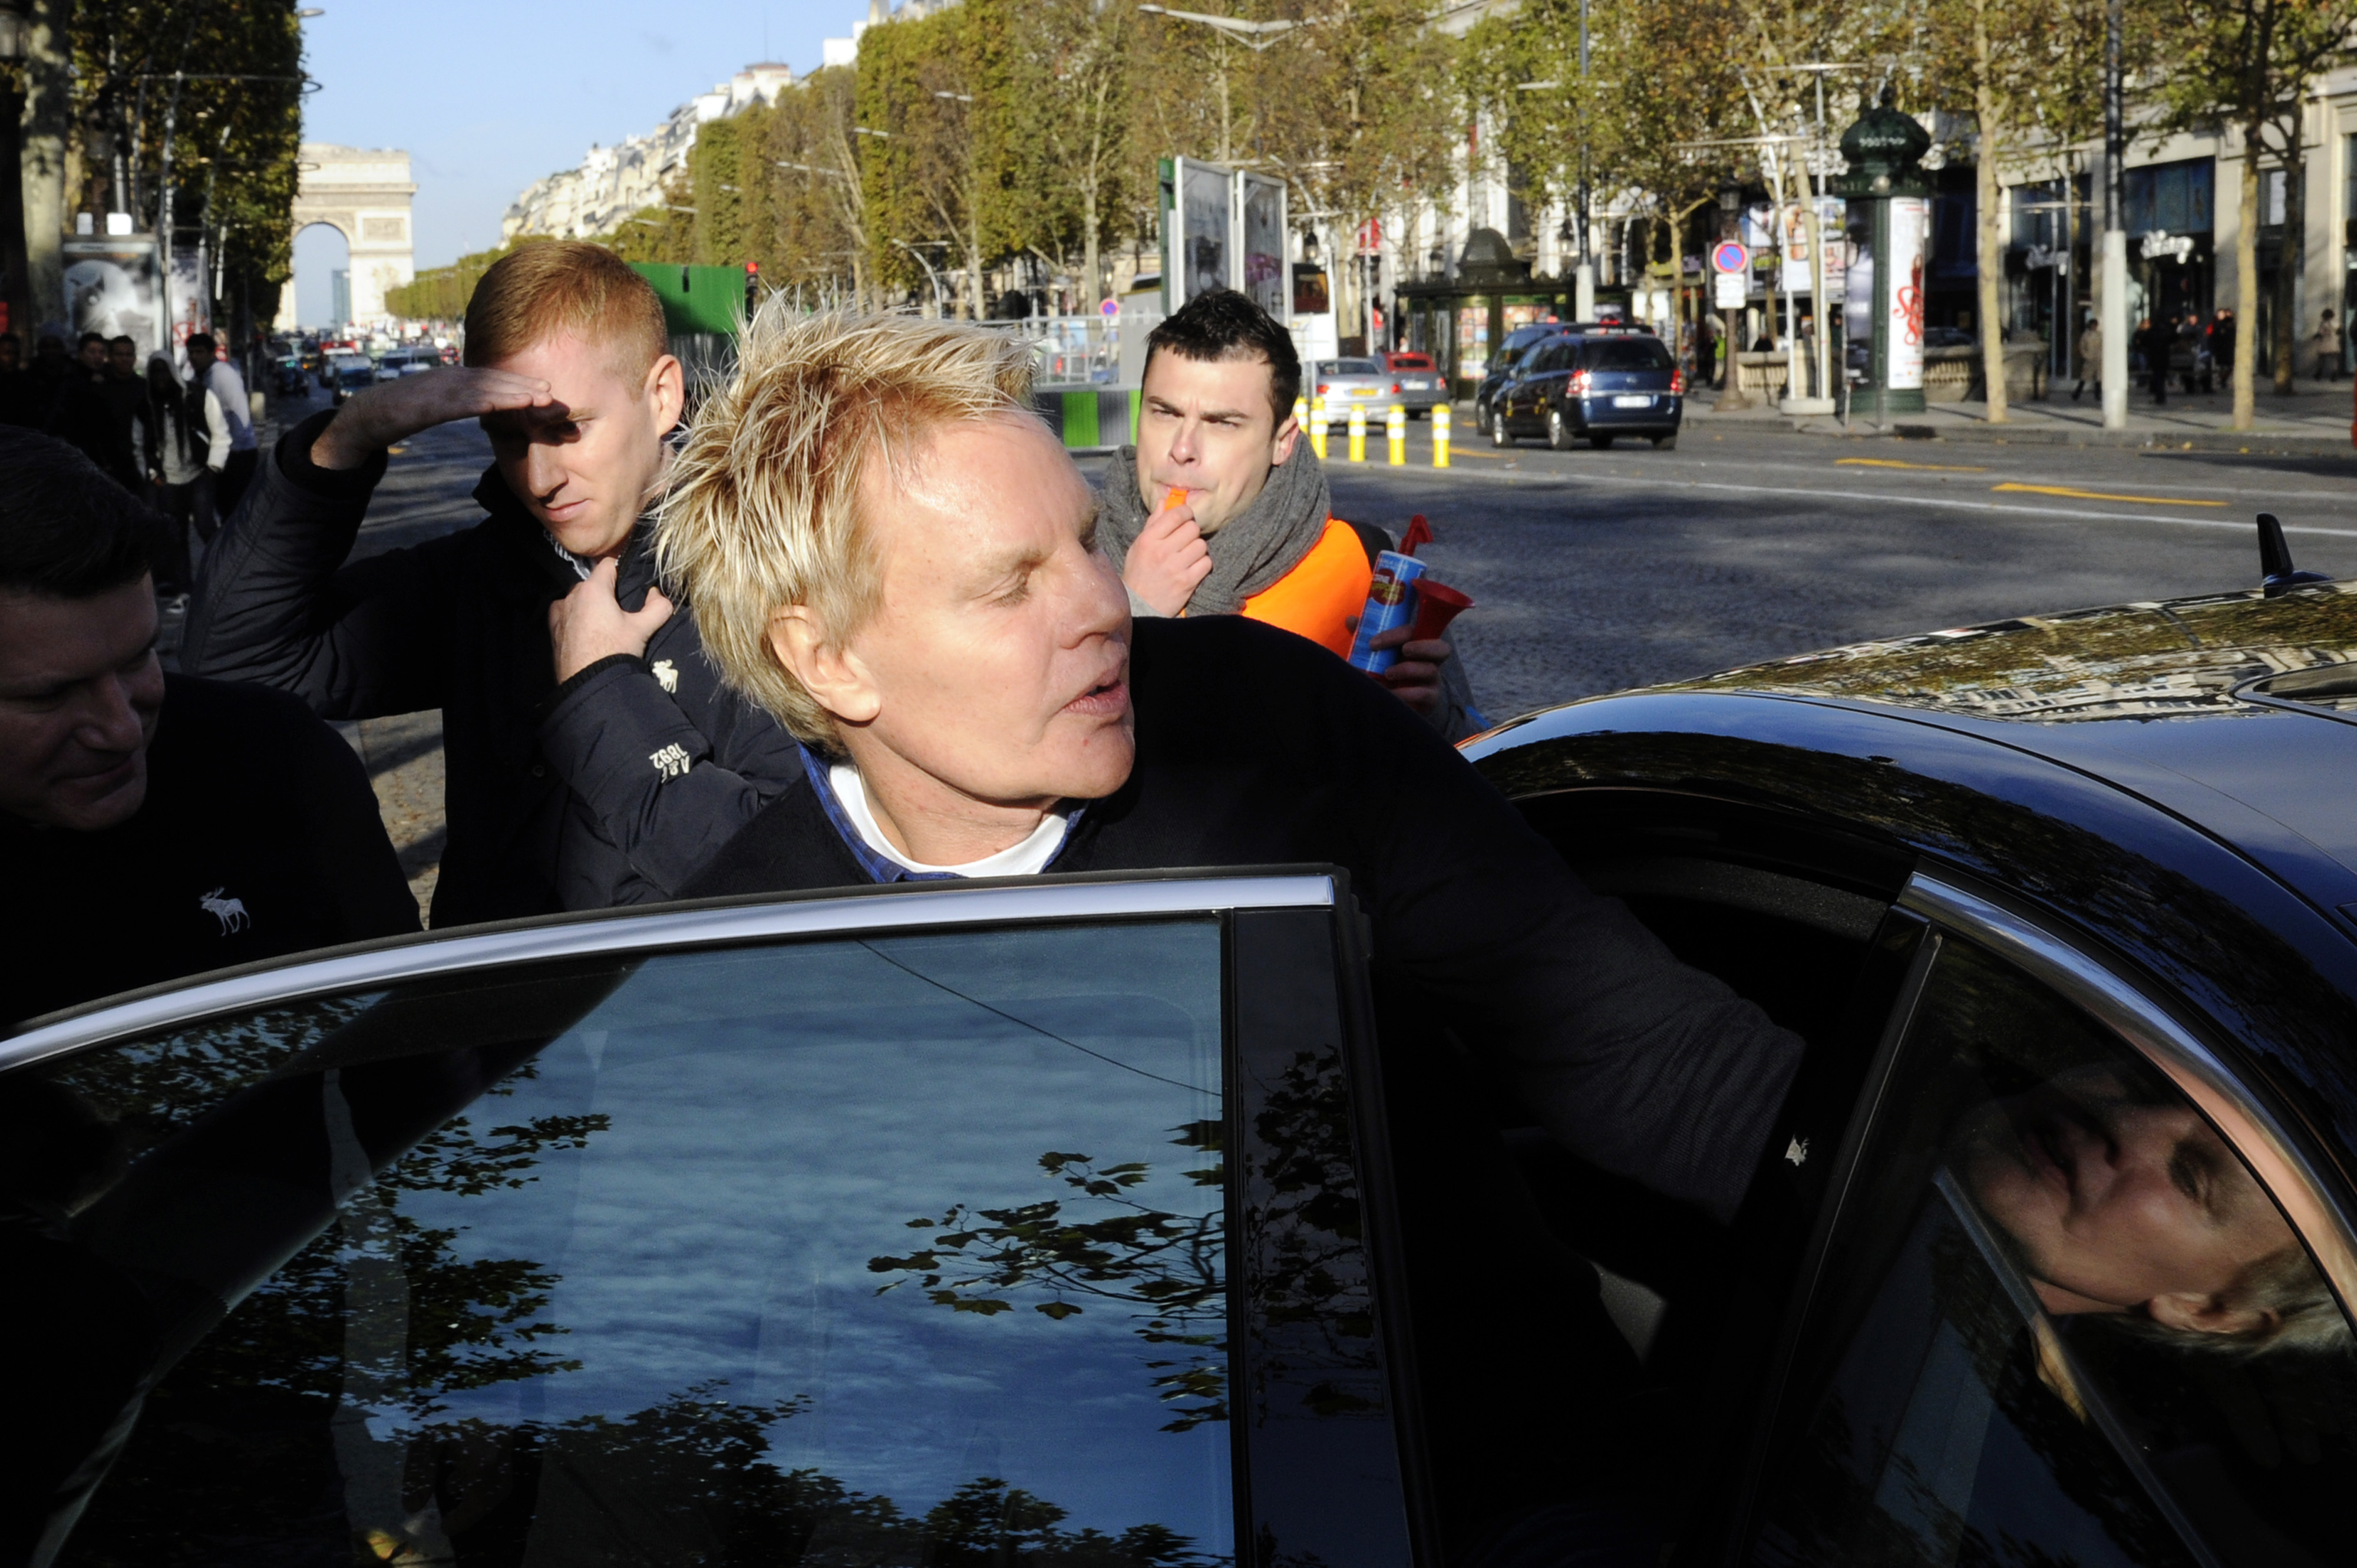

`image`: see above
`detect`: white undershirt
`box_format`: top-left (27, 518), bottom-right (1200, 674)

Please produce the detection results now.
top-left (829, 762), bottom-right (1071, 878)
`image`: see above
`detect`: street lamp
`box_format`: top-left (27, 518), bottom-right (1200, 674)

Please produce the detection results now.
top-left (2099, 0), bottom-right (2127, 429)
top-left (1135, 5), bottom-right (1299, 48)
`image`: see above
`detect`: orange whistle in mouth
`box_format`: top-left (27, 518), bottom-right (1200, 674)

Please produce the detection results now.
top-left (1163, 486), bottom-right (1189, 512)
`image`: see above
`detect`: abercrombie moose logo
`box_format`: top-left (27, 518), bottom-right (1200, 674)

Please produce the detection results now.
top-left (199, 887), bottom-right (250, 935)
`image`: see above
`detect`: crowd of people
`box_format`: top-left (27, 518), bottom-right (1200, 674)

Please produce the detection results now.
top-left (0, 326), bottom-right (256, 599)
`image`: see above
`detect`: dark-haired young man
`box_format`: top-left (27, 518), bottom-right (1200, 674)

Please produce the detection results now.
top-left (1100, 288), bottom-right (1480, 738)
top-left (0, 428), bottom-right (418, 1026)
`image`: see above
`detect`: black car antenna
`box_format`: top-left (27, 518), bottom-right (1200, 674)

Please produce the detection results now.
top-left (2257, 513), bottom-right (2333, 597)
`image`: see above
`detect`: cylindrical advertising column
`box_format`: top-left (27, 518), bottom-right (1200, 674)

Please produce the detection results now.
top-left (1883, 194), bottom-right (1929, 412)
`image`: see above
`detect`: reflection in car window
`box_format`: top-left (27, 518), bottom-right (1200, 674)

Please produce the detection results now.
top-left (1751, 938), bottom-right (2355, 1568)
top-left (29, 921), bottom-right (1232, 1566)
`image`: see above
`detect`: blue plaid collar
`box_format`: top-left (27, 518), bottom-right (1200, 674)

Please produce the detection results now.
top-left (798, 744), bottom-right (1083, 883)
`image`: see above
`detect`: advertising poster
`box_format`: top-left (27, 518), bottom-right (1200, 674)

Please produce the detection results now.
top-left (1885, 196), bottom-right (1929, 390)
top-left (1779, 199), bottom-right (1848, 296)
top-left (168, 241), bottom-right (211, 367)
top-left (63, 236), bottom-right (163, 358)
top-left (1179, 160), bottom-right (1232, 305)
top-left (1239, 173), bottom-right (1286, 321)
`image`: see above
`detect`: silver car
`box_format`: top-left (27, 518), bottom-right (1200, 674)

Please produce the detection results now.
top-left (1308, 356), bottom-right (1398, 425)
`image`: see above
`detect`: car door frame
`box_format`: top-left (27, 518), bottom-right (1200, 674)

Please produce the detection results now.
top-left (1707, 863), bottom-right (2357, 1566)
top-left (5, 867), bottom-right (1437, 1568)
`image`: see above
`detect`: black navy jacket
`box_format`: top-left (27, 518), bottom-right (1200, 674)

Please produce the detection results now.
top-left (2, 675), bottom-right (420, 1026)
top-left (182, 410), bottom-right (801, 927)
top-left (685, 615), bottom-right (1803, 1223)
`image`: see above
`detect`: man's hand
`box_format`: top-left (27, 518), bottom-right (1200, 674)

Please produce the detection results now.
top-left (1369, 625), bottom-right (1453, 721)
top-left (1123, 496), bottom-right (1213, 616)
top-left (311, 366), bottom-right (554, 471)
top-left (549, 556), bottom-right (675, 683)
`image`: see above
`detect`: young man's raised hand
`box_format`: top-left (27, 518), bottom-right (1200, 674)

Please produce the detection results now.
top-left (310, 366), bottom-right (555, 471)
top-left (1122, 493), bottom-right (1213, 616)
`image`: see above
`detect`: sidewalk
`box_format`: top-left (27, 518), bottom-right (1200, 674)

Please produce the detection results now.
top-left (1684, 378), bottom-right (2357, 453)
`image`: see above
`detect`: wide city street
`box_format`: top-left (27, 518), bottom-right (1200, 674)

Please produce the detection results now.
top-left (265, 378), bottom-right (2357, 915)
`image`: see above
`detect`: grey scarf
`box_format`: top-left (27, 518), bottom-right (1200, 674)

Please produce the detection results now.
top-left (1097, 443), bottom-right (1333, 616)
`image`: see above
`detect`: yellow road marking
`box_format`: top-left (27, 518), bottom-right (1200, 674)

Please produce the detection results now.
top-left (1990, 481), bottom-right (2226, 508)
top-left (1835, 457), bottom-right (1987, 472)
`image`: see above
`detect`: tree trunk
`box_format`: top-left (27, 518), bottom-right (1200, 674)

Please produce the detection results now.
top-left (2273, 128), bottom-right (2304, 394)
top-left (2234, 124), bottom-right (2260, 430)
top-left (1974, 0), bottom-right (2009, 420)
top-left (1082, 179), bottom-right (1101, 312)
top-left (21, 0), bottom-right (74, 340)
top-left (966, 203), bottom-right (985, 320)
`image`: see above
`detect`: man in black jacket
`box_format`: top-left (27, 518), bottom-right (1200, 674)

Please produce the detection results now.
top-left (183, 243), bottom-right (800, 926)
top-left (663, 308), bottom-right (1801, 1229)
top-left (0, 429), bottom-right (418, 1026)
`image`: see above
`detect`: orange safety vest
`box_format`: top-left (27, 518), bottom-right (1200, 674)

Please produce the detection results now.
top-left (1238, 517), bottom-right (1375, 658)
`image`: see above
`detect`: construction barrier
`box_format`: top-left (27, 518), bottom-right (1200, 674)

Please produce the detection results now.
top-left (1347, 404), bottom-right (1367, 463)
top-left (1433, 405), bottom-right (1451, 468)
top-left (1387, 404), bottom-right (1406, 466)
top-left (1031, 385), bottom-right (1142, 451)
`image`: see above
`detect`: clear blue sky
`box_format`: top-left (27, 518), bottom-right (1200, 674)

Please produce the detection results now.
top-left (291, 0), bottom-right (872, 323)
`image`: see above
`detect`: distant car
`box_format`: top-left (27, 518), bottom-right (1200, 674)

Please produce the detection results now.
top-left (1375, 352), bottom-right (1447, 417)
top-left (1471, 322), bottom-right (1567, 430)
top-left (1306, 357), bottom-right (1395, 421)
top-left (1491, 329), bottom-right (1684, 450)
top-left (398, 351), bottom-right (440, 377)
top-left (272, 356), bottom-right (308, 398)
top-left (329, 359), bottom-right (375, 405)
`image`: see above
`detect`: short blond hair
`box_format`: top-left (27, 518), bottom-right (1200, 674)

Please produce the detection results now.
top-left (655, 303), bottom-right (1038, 751)
top-left (462, 240), bottom-right (667, 382)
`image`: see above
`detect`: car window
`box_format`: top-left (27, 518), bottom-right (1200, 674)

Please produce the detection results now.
top-left (27, 922), bottom-right (1245, 1565)
top-left (1331, 358), bottom-right (1381, 375)
top-left (1390, 354), bottom-right (1433, 370)
top-left (1580, 339), bottom-right (1675, 373)
top-left (1748, 935), bottom-right (2357, 1568)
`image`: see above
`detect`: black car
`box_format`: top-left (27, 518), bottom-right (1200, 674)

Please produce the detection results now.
top-left (1490, 328), bottom-right (1683, 450)
top-left (1471, 321), bottom-right (1567, 431)
top-left (12, 535), bottom-right (2357, 1567)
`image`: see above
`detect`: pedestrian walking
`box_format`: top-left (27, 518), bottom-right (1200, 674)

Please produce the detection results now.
top-left (0, 426), bottom-right (418, 1025)
top-left (2137, 316), bottom-right (2168, 404)
top-left (2073, 316), bottom-right (2101, 401)
top-left (186, 332), bottom-right (258, 516)
top-left (138, 351), bottom-right (227, 598)
top-left (184, 242), bottom-right (804, 922)
top-left (2210, 308), bottom-right (2237, 392)
top-left (2317, 309), bottom-right (2342, 382)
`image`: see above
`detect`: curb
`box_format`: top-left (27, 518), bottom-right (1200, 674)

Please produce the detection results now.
top-left (1785, 420), bottom-right (2353, 454)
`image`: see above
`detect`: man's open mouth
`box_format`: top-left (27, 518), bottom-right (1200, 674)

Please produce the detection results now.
top-left (1064, 672), bottom-right (1129, 718)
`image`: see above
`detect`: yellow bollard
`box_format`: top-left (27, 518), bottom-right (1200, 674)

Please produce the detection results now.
top-left (1387, 403), bottom-right (1407, 466)
top-left (1310, 398), bottom-right (1330, 461)
top-left (1293, 395), bottom-right (1308, 431)
top-left (1347, 404), bottom-right (1367, 463)
top-left (1433, 404), bottom-right (1452, 468)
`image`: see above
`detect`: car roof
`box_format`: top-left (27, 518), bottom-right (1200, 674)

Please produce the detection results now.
top-left (1521, 578), bottom-right (2357, 912)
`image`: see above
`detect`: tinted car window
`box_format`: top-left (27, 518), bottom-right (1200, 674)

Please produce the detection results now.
top-left (1749, 937), bottom-right (2355, 1568)
top-left (31, 922), bottom-right (1234, 1565)
top-left (1580, 339), bottom-right (1676, 373)
top-left (1329, 358), bottom-right (1382, 375)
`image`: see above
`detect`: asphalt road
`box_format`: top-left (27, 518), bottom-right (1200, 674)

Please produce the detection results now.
top-left (249, 383), bottom-right (2357, 919)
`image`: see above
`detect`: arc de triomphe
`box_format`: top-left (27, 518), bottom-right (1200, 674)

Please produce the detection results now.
top-left (276, 143), bottom-right (415, 330)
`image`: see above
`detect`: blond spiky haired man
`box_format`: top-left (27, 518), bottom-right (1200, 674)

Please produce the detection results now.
top-left (665, 304), bottom-right (1805, 1247)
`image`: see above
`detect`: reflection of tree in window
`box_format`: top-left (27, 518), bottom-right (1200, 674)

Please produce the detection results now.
top-left (869, 1048), bottom-right (1378, 1431)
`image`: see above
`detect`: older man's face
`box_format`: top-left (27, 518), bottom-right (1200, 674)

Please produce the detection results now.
top-left (824, 414), bottom-right (1133, 810)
